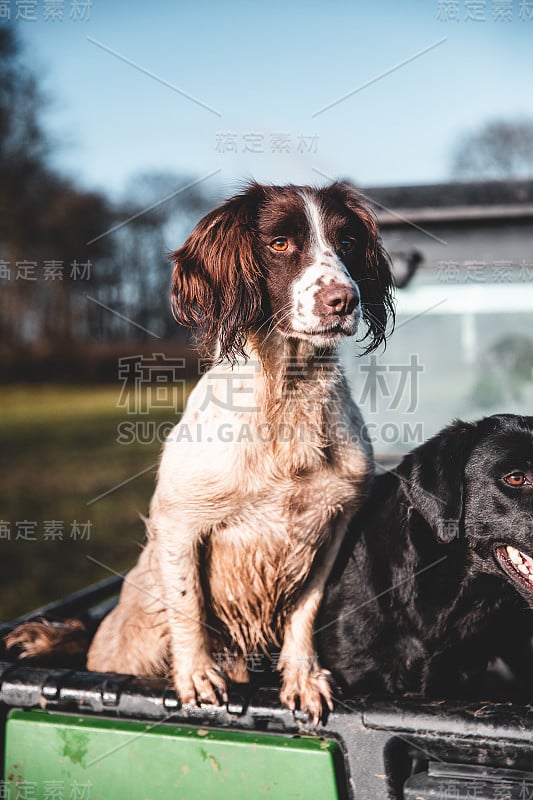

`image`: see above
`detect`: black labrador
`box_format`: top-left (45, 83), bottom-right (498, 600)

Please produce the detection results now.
top-left (317, 413), bottom-right (533, 699)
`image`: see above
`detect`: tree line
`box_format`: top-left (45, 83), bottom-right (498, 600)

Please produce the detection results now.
top-left (0, 25), bottom-right (215, 378)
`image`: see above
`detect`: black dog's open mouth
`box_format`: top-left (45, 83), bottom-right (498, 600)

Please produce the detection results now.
top-left (494, 544), bottom-right (533, 595)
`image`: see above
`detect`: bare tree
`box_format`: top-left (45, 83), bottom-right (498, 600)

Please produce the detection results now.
top-left (450, 118), bottom-right (533, 180)
top-left (0, 24), bottom-right (114, 352)
top-left (107, 171), bottom-right (216, 341)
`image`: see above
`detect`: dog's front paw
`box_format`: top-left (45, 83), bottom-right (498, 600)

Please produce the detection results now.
top-left (175, 660), bottom-right (228, 707)
top-left (279, 662), bottom-right (334, 724)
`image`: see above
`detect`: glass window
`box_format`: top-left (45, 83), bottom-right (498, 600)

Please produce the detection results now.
top-left (343, 245), bottom-right (533, 464)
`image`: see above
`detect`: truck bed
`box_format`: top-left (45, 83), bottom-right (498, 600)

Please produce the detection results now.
top-left (1, 577), bottom-right (533, 799)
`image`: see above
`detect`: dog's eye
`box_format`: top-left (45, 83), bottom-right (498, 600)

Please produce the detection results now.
top-left (339, 237), bottom-right (355, 254)
top-left (270, 237), bottom-right (289, 252)
top-left (504, 471), bottom-right (527, 487)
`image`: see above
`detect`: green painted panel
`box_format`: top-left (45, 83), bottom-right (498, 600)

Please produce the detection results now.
top-left (3, 709), bottom-right (346, 800)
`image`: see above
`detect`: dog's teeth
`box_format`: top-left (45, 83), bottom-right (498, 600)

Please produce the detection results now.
top-left (507, 546), bottom-right (523, 565)
top-left (518, 563), bottom-right (530, 575)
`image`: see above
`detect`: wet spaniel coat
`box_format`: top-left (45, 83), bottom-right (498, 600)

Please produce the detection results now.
top-left (8, 182), bottom-right (394, 722)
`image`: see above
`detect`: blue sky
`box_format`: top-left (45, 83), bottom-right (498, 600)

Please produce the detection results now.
top-left (15, 0), bottom-right (533, 198)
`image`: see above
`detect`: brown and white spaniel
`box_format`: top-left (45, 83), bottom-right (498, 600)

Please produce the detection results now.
top-left (7, 181), bottom-right (394, 722)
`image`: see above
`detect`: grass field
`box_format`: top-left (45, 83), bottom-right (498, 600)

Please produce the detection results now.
top-left (0, 385), bottom-right (189, 619)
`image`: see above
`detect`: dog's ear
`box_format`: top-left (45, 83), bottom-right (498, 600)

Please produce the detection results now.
top-left (334, 183), bottom-right (395, 353)
top-left (394, 420), bottom-right (479, 543)
top-left (170, 185), bottom-right (264, 363)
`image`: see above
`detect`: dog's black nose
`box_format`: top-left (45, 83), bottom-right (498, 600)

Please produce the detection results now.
top-left (321, 285), bottom-right (359, 316)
